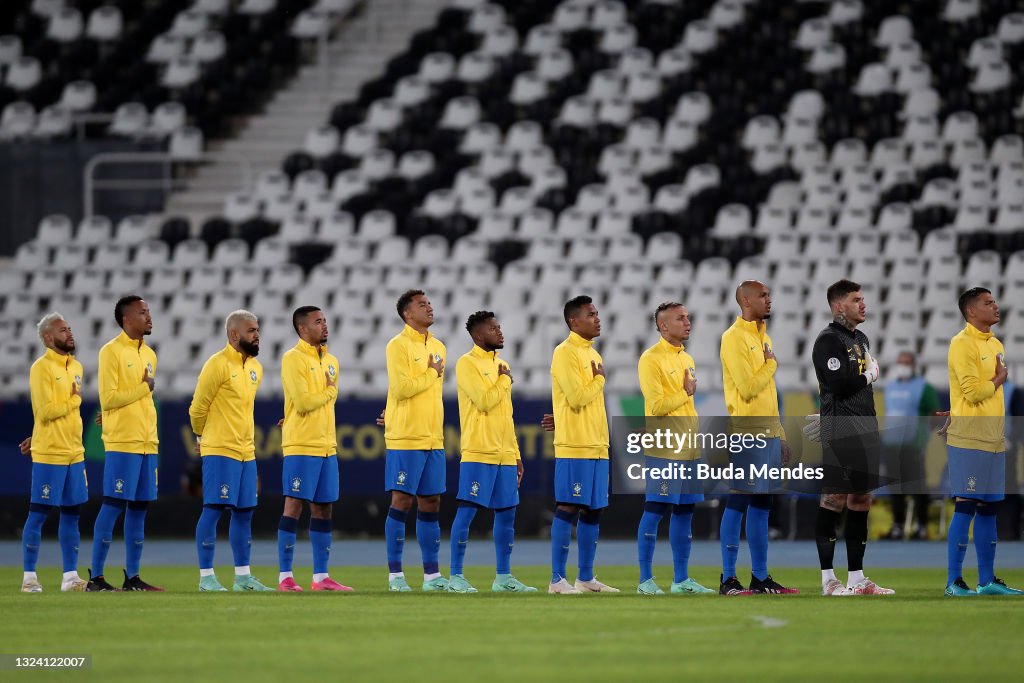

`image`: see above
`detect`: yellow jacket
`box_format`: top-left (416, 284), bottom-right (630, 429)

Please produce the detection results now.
top-left (638, 336), bottom-right (700, 460)
top-left (551, 331), bottom-right (608, 459)
top-left (720, 317), bottom-right (784, 438)
top-left (281, 339), bottom-right (339, 457)
top-left (189, 344), bottom-right (263, 461)
top-left (947, 323), bottom-right (1005, 453)
top-left (29, 348), bottom-right (85, 465)
top-left (98, 331), bottom-right (158, 454)
top-left (456, 345), bottom-right (519, 465)
top-left (384, 325), bottom-right (446, 450)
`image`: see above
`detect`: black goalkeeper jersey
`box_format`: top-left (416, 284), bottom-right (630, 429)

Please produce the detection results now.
top-left (811, 322), bottom-right (877, 421)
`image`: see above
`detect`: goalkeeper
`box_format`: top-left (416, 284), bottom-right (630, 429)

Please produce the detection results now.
top-left (806, 280), bottom-right (894, 596)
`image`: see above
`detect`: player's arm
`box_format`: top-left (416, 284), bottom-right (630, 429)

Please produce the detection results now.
top-left (456, 356), bottom-right (510, 413)
top-left (812, 334), bottom-right (871, 398)
top-left (386, 340), bottom-right (438, 400)
top-left (188, 358), bottom-right (225, 436)
top-left (638, 356), bottom-right (687, 416)
top-left (948, 338), bottom-right (998, 404)
top-left (551, 346), bottom-right (605, 409)
top-left (281, 353), bottom-right (336, 414)
top-left (721, 335), bottom-right (776, 401)
top-left (98, 345), bottom-right (150, 410)
top-left (30, 363), bottom-right (81, 422)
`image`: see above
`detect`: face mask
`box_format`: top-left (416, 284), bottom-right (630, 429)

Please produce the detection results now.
top-left (892, 364), bottom-right (913, 380)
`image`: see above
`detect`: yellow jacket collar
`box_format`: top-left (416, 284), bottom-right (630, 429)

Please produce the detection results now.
top-left (44, 347), bottom-right (73, 365)
top-left (734, 316), bottom-right (765, 335)
top-left (402, 324), bottom-right (431, 344)
top-left (657, 336), bottom-right (684, 354)
top-left (295, 338), bottom-right (326, 357)
top-left (965, 323), bottom-right (993, 340)
top-left (470, 344), bottom-right (498, 360)
top-left (115, 330), bottom-right (145, 349)
top-left (567, 331), bottom-right (594, 348)
top-left (224, 343), bottom-right (246, 364)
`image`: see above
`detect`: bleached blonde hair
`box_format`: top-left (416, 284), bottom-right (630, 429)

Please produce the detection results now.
top-left (36, 312), bottom-right (66, 344)
top-left (224, 309), bottom-right (258, 337)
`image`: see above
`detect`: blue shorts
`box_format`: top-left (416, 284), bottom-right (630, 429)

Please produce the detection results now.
top-left (282, 455), bottom-right (339, 504)
top-left (31, 461), bottom-right (88, 506)
top-left (457, 461), bottom-right (519, 509)
top-left (202, 456), bottom-right (258, 508)
top-left (103, 452), bottom-right (158, 501)
top-left (948, 445), bottom-right (1005, 503)
top-left (385, 449), bottom-right (446, 496)
top-left (554, 458), bottom-right (610, 510)
top-left (730, 437), bottom-right (782, 494)
top-left (643, 455), bottom-right (705, 504)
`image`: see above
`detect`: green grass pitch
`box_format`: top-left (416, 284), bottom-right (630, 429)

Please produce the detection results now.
top-left (2, 566), bottom-right (1022, 682)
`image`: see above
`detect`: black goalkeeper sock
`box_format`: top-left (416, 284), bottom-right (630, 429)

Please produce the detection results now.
top-left (815, 507), bottom-right (840, 570)
top-left (846, 509), bottom-right (869, 572)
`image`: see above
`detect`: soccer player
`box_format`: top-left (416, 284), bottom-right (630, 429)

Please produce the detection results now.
top-left (718, 281), bottom-right (797, 595)
top-left (942, 287), bottom-right (1022, 596)
top-left (548, 295), bottom-right (618, 594)
top-left (635, 302), bottom-right (714, 595)
top-left (383, 289), bottom-right (448, 592)
top-left (21, 313), bottom-right (88, 592)
top-left (808, 279), bottom-right (893, 596)
top-left (189, 310), bottom-right (270, 592)
top-left (448, 311), bottom-right (536, 593)
top-left (88, 296), bottom-right (163, 592)
top-left (277, 306), bottom-right (352, 592)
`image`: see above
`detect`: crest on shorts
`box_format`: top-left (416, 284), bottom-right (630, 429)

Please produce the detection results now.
top-left (41, 484), bottom-right (51, 499)
top-left (470, 481), bottom-right (480, 497)
top-left (220, 483), bottom-right (230, 499)
top-left (572, 482), bottom-right (582, 496)
top-left (249, 370), bottom-right (258, 383)
top-left (967, 475), bottom-right (977, 493)
top-left (291, 477), bottom-right (302, 492)
top-left (114, 479), bottom-right (125, 493)
top-left (397, 470), bottom-right (407, 486)
top-left (659, 481), bottom-right (670, 496)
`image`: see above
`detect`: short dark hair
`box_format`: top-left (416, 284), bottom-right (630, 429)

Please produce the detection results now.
top-left (292, 306), bottom-right (321, 334)
top-left (465, 310), bottom-right (495, 335)
top-left (563, 295), bottom-right (592, 328)
top-left (826, 279), bottom-right (861, 306)
top-left (396, 289), bottom-right (425, 322)
top-left (958, 287), bottom-right (991, 320)
top-left (114, 295), bottom-right (143, 328)
top-left (653, 301), bottom-right (682, 329)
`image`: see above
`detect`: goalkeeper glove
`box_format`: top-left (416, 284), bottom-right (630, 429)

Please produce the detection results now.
top-left (862, 351), bottom-right (879, 384)
top-left (802, 414), bottom-right (821, 442)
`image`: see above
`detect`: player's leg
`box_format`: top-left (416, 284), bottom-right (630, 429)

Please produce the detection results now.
top-left (945, 445), bottom-right (979, 595)
top-left (122, 453), bottom-right (161, 590)
top-left (669, 501), bottom-right (712, 593)
top-left (448, 460), bottom-right (487, 593)
top-left (490, 463), bottom-right (534, 592)
top-left (719, 491), bottom-right (750, 594)
top-left (90, 452), bottom-right (134, 590)
top-left (416, 449), bottom-right (448, 592)
top-left (845, 493), bottom-right (892, 594)
top-left (384, 449), bottom-right (420, 591)
top-left (637, 501), bottom-right (668, 594)
top-left (277, 496), bottom-right (303, 591)
top-left (231, 459), bottom-right (270, 591)
top-left (817, 493), bottom-right (847, 595)
top-left (22, 465), bottom-right (53, 592)
top-left (196, 455), bottom-right (237, 591)
top-left (575, 458), bottom-right (616, 592)
top-left (745, 439), bottom-right (797, 594)
top-left (549, 503), bottom-right (580, 593)
top-left (309, 455), bottom-right (350, 591)
top-left (57, 462), bottom-right (89, 591)
top-left (974, 451), bottom-right (1021, 594)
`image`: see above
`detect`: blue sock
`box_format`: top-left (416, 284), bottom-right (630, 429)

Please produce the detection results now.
top-left (638, 502), bottom-right (667, 583)
top-left (310, 518), bottom-right (332, 576)
top-left (278, 516), bottom-right (299, 572)
top-left (385, 507), bottom-right (407, 573)
top-left (417, 511), bottom-right (441, 575)
top-left (229, 507), bottom-right (254, 569)
top-left (449, 504), bottom-right (477, 576)
top-left (720, 494), bottom-right (749, 578)
top-left (196, 505), bottom-right (223, 570)
top-left (58, 505), bottom-right (81, 574)
top-left (124, 502), bottom-right (147, 578)
top-left (493, 506), bottom-right (516, 575)
top-left (670, 504), bottom-right (695, 583)
top-left (946, 500), bottom-right (976, 585)
top-left (550, 508), bottom-right (576, 582)
top-left (91, 498), bottom-right (126, 578)
top-left (577, 510), bottom-right (601, 582)
top-left (23, 504), bottom-right (50, 572)
top-left (747, 496), bottom-right (772, 581)
top-left (974, 504), bottom-right (998, 586)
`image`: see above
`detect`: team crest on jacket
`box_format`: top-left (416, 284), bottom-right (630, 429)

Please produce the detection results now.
top-left (291, 477), bottom-right (302, 493)
top-left (114, 479), bottom-right (125, 493)
top-left (328, 365), bottom-right (336, 377)
top-left (967, 476), bottom-right (977, 493)
top-left (249, 370), bottom-right (258, 383)
top-left (41, 484), bottom-right (51, 500)
top-left (397, 471), bottom-right (407, 486)
top-left (470, 481), bottom-right (480, 497)
top-left (145, 362), bottom-right (153, 377)
top-left (220, 484), bottom-right (230, 499)
top-left (572, 482), bottom-right (583, 496)
top-left (74, 374), bottom-right (82, 386)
